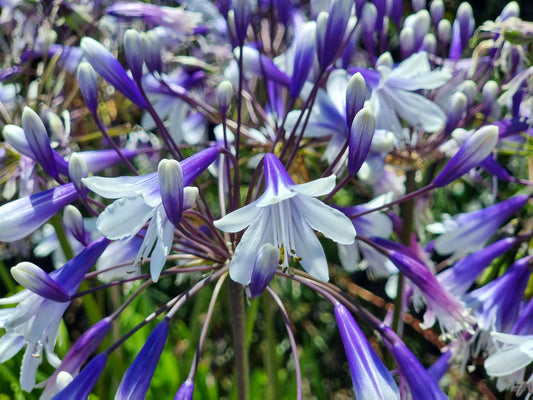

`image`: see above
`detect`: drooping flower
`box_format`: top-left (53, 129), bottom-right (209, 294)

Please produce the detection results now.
top-left (214, 153), bottom-right (356, 284)
top-left (334, 303), bottom-right (400, 399)
top-left (83, 148), bottom-right (219, 281)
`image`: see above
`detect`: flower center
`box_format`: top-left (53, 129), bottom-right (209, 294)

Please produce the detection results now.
top-left (270, 201), bottom-right (296, 270)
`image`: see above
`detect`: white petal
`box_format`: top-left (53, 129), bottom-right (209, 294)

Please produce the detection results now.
top-left (338, 243), bottom-right (360, 272)
top-left (492, 332), bottom-right (533, 345)
top-left (292, 214), bottom-right (329, 281)
top-left (293, 196), bottom-right (356, 244)
top-left (326, 69), bottom-right (348, 114)
top-left (0, 333), bottom-right (25, 363)
top-left (97, 196), bottom-right (154, 240)
top-left (292, 175), bottom-right (335, 197)
top-left (83, 173), bottom-right (157, 199)
top-left (485, 347), bottom-right (533, 377)
top-left (20, 344), bottom-right (42, 392)
top-left (388, 70), bottom-right (451, 90)
top-left (150, 210), bottom-right (175, 282)
top-left (389, 52), bottom-right (430, 78)
top-left (229, 210), bottom-right (269, 285)
top-left (214, 202), bottom-right (261, 233)
top-left (384, 88), bottom-right (446, 132)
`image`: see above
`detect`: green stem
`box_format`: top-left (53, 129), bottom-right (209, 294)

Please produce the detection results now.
top-left (228, 280), bottom-right (250, 400)
top-left (392, 169), bottom-right (417, 335)
top-left (0, 258), bottom-right (16, 294)
top-left (263, 294), bottom-right (280, 400)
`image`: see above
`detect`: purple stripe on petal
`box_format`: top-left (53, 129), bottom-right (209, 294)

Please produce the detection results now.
top-left (0, 183), bottom-right (78, 242)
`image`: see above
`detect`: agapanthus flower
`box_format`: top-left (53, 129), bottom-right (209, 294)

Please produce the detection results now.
top-left (214, 153), bottom-right (356, 284)
top-left (0, 237), bottom-right (108, 392)
top-left (83, 148), bottom-right (219, 281)
top-left (356, 51), bottom-right (450, 141)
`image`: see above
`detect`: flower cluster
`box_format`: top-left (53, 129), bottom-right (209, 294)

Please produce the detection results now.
top-left (0, 0), bottom-right (532, 398)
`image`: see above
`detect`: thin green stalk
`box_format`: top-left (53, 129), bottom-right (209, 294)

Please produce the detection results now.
top-left (262, 294), bottom-right (280, 400)
top-left (228, 280), bottom-right (250, 400)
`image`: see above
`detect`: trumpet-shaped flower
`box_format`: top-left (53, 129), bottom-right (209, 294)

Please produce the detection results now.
top-left (83, 148), bottom-right (219, 281)
top-left (214, 153), bottom-right (356, 284)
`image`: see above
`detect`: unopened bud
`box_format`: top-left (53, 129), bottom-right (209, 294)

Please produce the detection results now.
top-left (348, 107), bottom-right (376, 176)
top-left (68, 153), bottom-right (89, 198)
top-left (249, 243), bottom-right (279, 298)
top-left (124, 29), bottom-right (145, 82)
top-left (158, 159), bottom-right (184, 227)
top-left (345, 72), bottom-right (367, 127)
top-left (11, 262), bottom-right (70, 302)
top-left (445, 92), bottom-right (467, 134)
top-left (77, 62), bottom-right (99, 115)
top-left (217, 80), bottom-right (233, 115)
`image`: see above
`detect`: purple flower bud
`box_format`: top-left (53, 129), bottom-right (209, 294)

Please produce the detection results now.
top-left (316, 0), bottom-right (353, 68)
top-left (42, 318), bottom-right (112, 399)
top-left (174, 379), bottom-right (194, 400)
top-left (429, 0), bottom-right (444, 27)
top-left (334, 303), bottom-right (400, 399)
top-left (437, 237), bottom-right (517, 296)
top-left (348, 107), bottom-right (376, 176)
top-left (422, 33), bottom-right (437, 55)
top-left (158, 159), bottom-right (184, 227)
top-left (345, 72), bottom-right (367, 127)
top-left (63, 205), bottom-right (89, 245)
top-left (80, 149), bottom-right (139, 172)
top-left (433, 125), bottom-right (499, 188)
top-left (409, 10), bottom-right (431, 49)
top-left (458, 80), bottom-right (477, 105)
top-left (361, 3), bottom-right (378, 57)
top-left (77, 61), bottom-right (99, 115)
top-left (124, 29), bottom-right (144, 82)
top-left (3, 124), bottom-right (34, 158)
top-left (449, 2), bottom-right (474, 60)
top-left (53, 353), bottom-right (107, 400)
top-left (116, 319), bottom-right (169, 400)
top-left (412, 0), bottom-right (426, 12)
top-left (81, 37), bottom-right (148, 109)
top-left (482, 80), bottom-right (499, 116)
top-left (437, 19), bottom-right (451, 45)
top-left (290, 22), bottom-right (316, 98)
top-left (22, 107), bottom-right (59, 180)
top-left (231, 0), bottom-right (252, 43)
top-left (481, 155), bottom-right (513, 181)
top-left (499, 1), bottom-right (520, 21)
top-left (444, 92), bottom-right (467, 134)
top-left (249, 243), bottom-right (279, 298)
top-left (494, 118), bottom-right (530, 139)
top-left (181, 147), bottom-right (221, 186)
top-left (141, 31), bottom-right (162, 74)
top-left (400, 27), bottom-right (415, 59)
top-left (0, 183), bottom-right (78, 242)
top-left (10, 262), bottom-right (70, 302)
top-left (69, 153), bottom-right (89, 198)
top-left (216, 80), bottom-right (233, 115)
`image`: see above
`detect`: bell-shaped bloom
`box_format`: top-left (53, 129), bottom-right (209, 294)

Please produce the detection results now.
top-left (80, 37), bottom-right (147, 109)
top-left (383, 243), bottom-right (472, 333)
top-left (41, 317), bottom-right (112, 400)
top-left (53, 353), bottom-right (108, 400)
top-left (0, 238), bottom-right (109, 392)
top-left (116, 319), bottom-right (169, 399)
top-left (432, 194), bottom-right (528, 257)
top-left (21, 107), bottom-right (59, 180)
top-left (437, 237), bottom-right (517, 296)
top-left (214, 153), bottom-right (356, 284)
top-left (432, 125), bottom-right (499, 188)
top-left (357, 51), bottom-right (450, 140)
top-left (334, 303), bottom-right (400, 399)
top-left (0, 182), bottom-right (78, 242)
top-left (83, 148), bottom-right (219, 281)
top-left (174, 379), bottom-right (194, 400)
